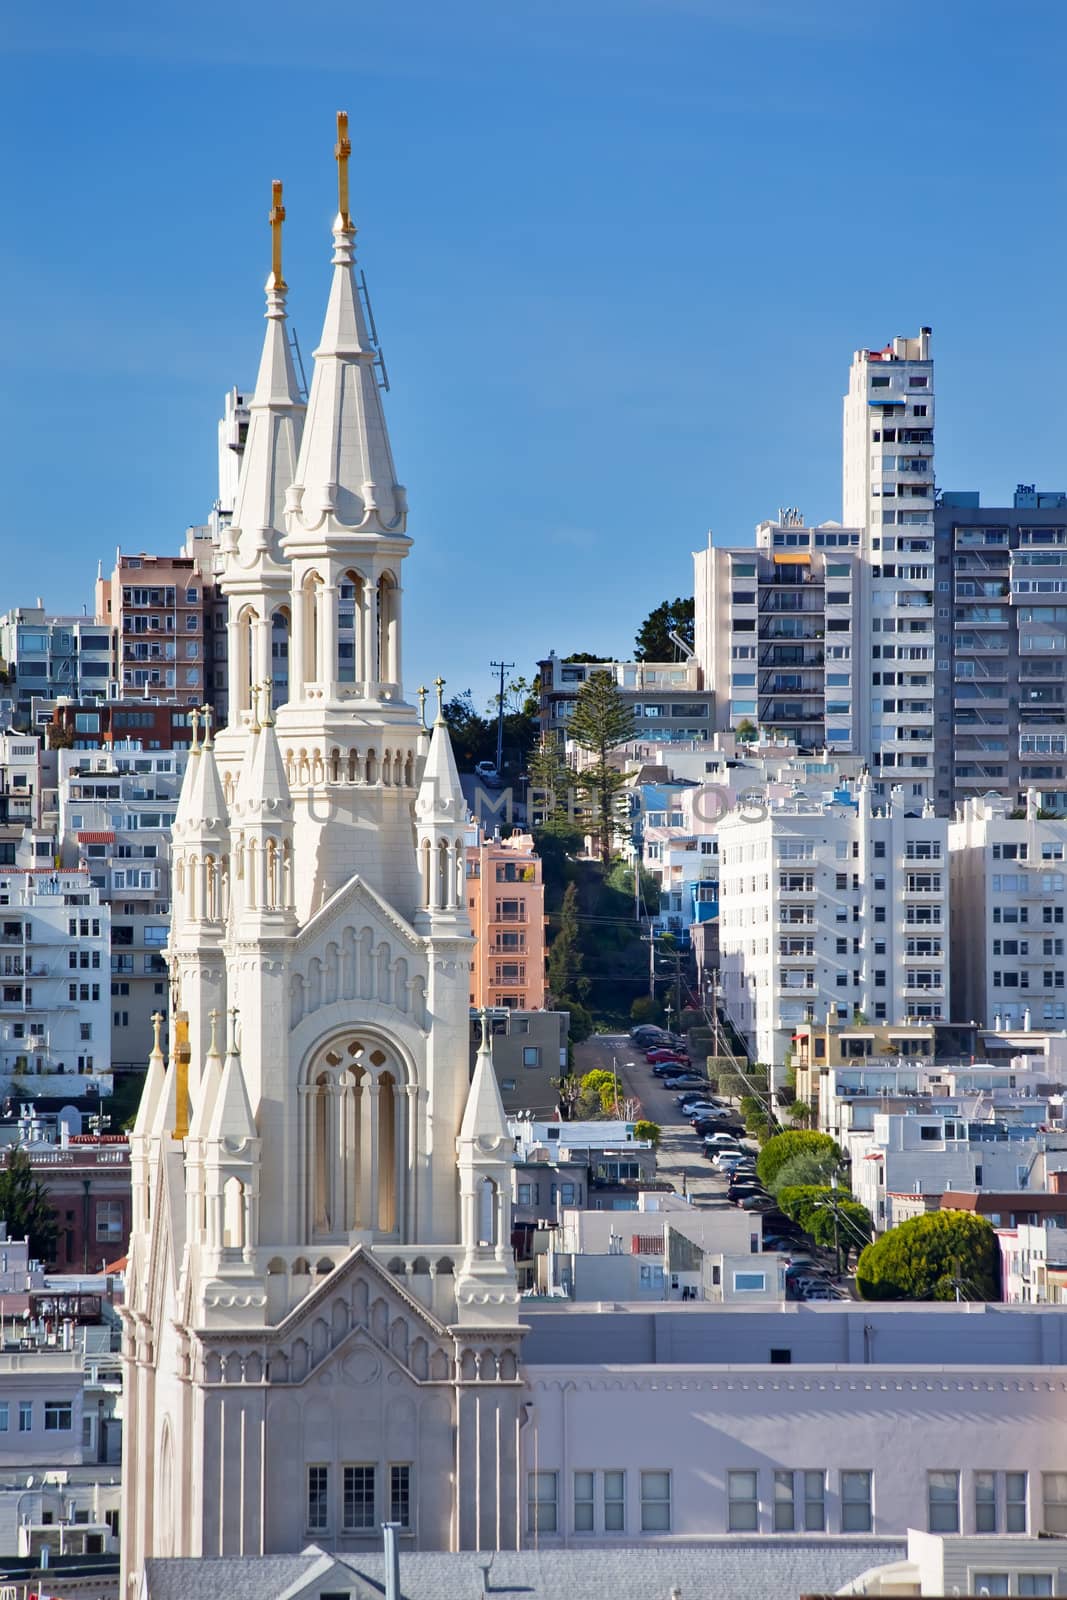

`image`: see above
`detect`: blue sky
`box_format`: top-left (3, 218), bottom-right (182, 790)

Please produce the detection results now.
top-left (3, 0), bottom-right (1067, 706)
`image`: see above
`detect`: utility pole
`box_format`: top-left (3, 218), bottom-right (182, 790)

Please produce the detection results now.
top-left (490, 659), bottom-right (514, 776)
top-left (829, 1174), bottom-right (842, 1279)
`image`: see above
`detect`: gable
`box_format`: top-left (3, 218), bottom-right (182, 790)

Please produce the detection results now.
top-left (289, 876), bottom-right (428, 1033)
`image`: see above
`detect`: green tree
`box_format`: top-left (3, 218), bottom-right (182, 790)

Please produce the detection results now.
top-left (634, 597), bottom-right (695, 662)
top-left (777, 1185), bottom-right (872, 1256)
top-left (768, 1147), bottom-right (843, 1196)
top-left (527, 738), bottom-right (575, 827)
top-left (547, 881), bottom-right (584, 1002)
top-left (634, 1119), bottom-right (661, 1146)
top-left (735, 717), bottom-right (758, 743)
top-left (567, 673), bottom-right (636, 865)
top-left (856, 1210), bottom-right (998, 1302)
top-left (756, 1130), bottom-right (841, 1190)
top-left (0, 1150), bottom-right (58, 1262)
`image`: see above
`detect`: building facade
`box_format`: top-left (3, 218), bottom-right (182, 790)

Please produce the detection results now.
top-left (716, 781), bottom-right (950, 1067)
top-left (0, 610), bottom-right (115, 724)
top-left (0, 869), bottom-right (110, 1090)
top-left (949, 791), bottom-right (1067, 1031)
top-left (121, 133), bottom-right (523, 1589)
top-left (537, 654), bottom-right (711, 749)
top-left (95, 555), bottom-right (215, 709)
top-left (465, 831), bottom-right (547, 1011)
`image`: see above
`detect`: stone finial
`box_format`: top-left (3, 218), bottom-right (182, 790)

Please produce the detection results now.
top-left (434, 676), bottom-right (446, 722)
top-left (189, 706), bottom-right (201, 755)
top-left (417, 684), bottom-right (428, 729)
top-left (201, 704), bottom-right (214, 748)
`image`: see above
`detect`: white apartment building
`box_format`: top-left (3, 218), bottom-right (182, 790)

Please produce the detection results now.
top-left (0, 869), bottom-right (110, 1090)
top-left (693, 330), bottom-right (943, 805)
top-left (950, 790), bottom-right (1067, 1031)
top-left (846, 1110), bottom-right (1067, 1233)
top-left (717, 779), bottom-right (949, 1067)
top-left (55, 749), bottom-right (183, 1071)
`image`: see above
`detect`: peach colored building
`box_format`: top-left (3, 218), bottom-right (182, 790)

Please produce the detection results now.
top-left (95, 553), bottom-right (220, 709)
top-left (466, 831), bottom-right (548, 1010)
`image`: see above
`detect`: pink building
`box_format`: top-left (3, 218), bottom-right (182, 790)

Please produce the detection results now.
top-left (466, 832), bottom-right (547, 1011)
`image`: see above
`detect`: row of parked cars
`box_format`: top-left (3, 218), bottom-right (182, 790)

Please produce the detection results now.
top-left (629, 1027), bottom-right (850, 1299)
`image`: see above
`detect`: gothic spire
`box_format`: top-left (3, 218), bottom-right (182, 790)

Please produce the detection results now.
top-left (223, 180), bottom-right (306, 573)
top-left (284, 111), bottom-right (408, 546)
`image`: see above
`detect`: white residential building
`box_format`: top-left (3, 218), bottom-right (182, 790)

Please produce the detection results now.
top-left (950, 789), bottom-right (1067, 1031)
top-left (0, 869), bottom-right (110, 1090)
top-left (55, 748), bottom-right (184, 1070)
top-left (716, 780), bottom-right (950, 1067)
top-left (846, 1110), bottom-right (1067, 1233)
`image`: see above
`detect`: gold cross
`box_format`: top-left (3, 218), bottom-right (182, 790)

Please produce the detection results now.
top-left (434, 675), bottom-right (445, 721)
top-left (334, 110), bottom-right (352, 231)
top-left (269, 179), bottom-right (287, 291)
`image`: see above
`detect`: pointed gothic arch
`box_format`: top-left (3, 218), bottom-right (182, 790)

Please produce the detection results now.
top-left (271, 605), bottom-right (291, 707)
top-left (234, 605), bottom-right (259, 717)
top-left (378, 570), bottom-right (400, 687)
top-left (300, 571), bottom-right (323, 689)
top-left (302, 1030), bottom-right (415, 1246)
top-left (338, 569), bottom-right (365, 685)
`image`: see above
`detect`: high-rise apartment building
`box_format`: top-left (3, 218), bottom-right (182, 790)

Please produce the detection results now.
top-left (717, 780), bottom-right (949, 1067)
top-left (694, 515), bottom-right (864, 754)
top-left (950, 790), bottom-right (1067, 1032)
top-left (939, 493), bottom-right (1067, 810)
top-left (694, 330), bottom-right (941, 807)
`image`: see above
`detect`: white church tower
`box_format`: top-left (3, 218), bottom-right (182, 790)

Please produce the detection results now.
top-left (121, 117), bottom-right (522, 1588)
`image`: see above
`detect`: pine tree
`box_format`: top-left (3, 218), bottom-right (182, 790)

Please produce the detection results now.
top-left (0, 1150), bottom-right (58, 1263)
top-left (634, 596), bottom-right (695, 662)
top-left (567, 673), bottom-right (636, 865)
top-left (547, 881), bottom-right (583, 1001)
top-left (527, 737), bottom-right (574, 826)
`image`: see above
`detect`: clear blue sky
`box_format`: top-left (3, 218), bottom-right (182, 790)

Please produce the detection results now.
top-left (3, 0), bottom-right (1067, 708)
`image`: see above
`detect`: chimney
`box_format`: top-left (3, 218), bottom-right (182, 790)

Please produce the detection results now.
top-left (383, 1522), bottom-right (401, 1600)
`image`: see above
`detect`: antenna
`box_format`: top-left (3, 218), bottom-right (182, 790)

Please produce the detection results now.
top-left (358, 270), bottom-right (391, 391)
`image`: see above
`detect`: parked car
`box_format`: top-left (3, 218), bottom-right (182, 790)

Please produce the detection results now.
top-left (662, 1075), bottom-right (706, 1090)
top-left (703, 1130), bottom-right (742, 1145)
top-left (652, 1060), bottom-right (689, 1075)
top-left (631, 1025), bottom-right (665, 1042)
top-left (474, 761), bottom-right (502, 788)
top-left (738, 1194), bottom-right (776, 1211)
top-left (690, 1108), bottom-right (736, 1124)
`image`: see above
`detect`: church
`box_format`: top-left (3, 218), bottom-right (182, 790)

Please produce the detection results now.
top-left (120, 114), bottom-right (523, 1587)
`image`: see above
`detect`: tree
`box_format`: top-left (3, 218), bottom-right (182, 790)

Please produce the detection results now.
top-left (634, 1119), bottom-right (660, 1146)
top-left (567, 673), bottom-right (637, 866)
top-left (735, 718), bottom-right (758, 743)
top-left (768, 1147), bottom-right (843, 1197)
top-left (527, 738), bottom-right (575, 827)
top-left (547, 882), bottom-right (584, 1002)
top-left (756, 1130), bottom-right (841, 1191)
top-left (0, 1150), bottom-right (58, 1262)
top-left (856, 1210), bottom-right (998, 1302)
top-left (634, 597), bottom-right (695, 662)
top-left (777, 1185), bottom-right (872, 1257)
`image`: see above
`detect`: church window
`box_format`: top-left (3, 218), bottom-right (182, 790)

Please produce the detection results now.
top-left (389, 1464), bottom-right (412, 1529)
top-left (342, 1464), bottom-right (376, 1531)
top-left (306, 1465), bottom-right (330, 1532)
top-left (641, 1470), bottom-right (672, 1532)
top-left (527, 1470), bottom-right (557, 1534)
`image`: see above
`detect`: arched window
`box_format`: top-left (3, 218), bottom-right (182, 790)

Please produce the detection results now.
top-left (477, 1178), bottom-right (498, 1248)
top-left (235, 606), bottom-right (259, 716)
top-left (271, 607), bottom-right (290, 707)
top-left (338, 571), bottom-right (364, 685)
top-left (306, 1040), bottom-right (409, 1243)
top-left (301, 572), bottom-right (322, 688)
top-left (378, 572), bottom-right (399, 686)
top-left (223, 1177), bottom-right (245, 1250)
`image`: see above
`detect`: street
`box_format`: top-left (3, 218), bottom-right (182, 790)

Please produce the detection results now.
top-left (574, 1033), bottom-right (750, 1208)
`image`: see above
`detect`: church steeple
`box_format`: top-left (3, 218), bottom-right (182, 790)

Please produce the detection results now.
top-left (281, 112), bottom-right (411, 710)
top-left (455, 1012), bottom-right (518, 1326)
top-left (220, 179), bottom-right (306, 723)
